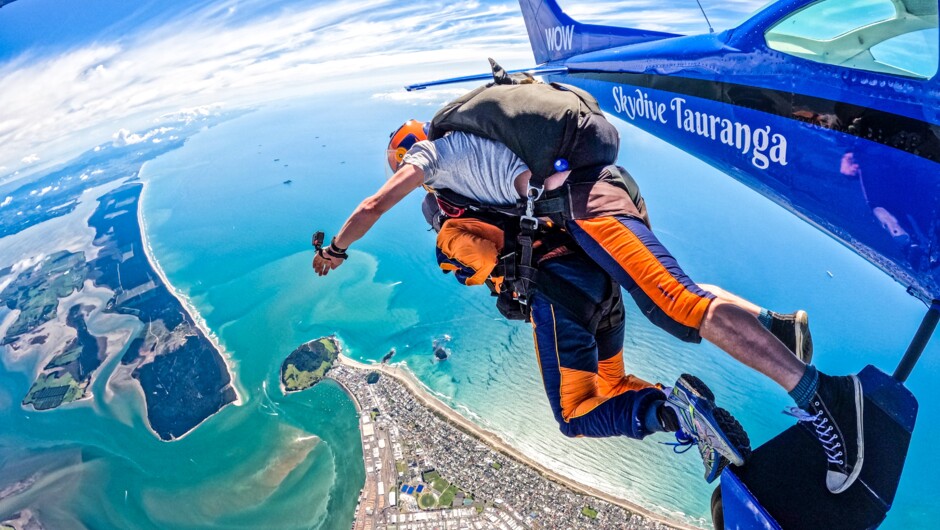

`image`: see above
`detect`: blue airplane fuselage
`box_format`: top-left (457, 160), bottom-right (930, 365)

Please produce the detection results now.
top-left (529, 0), bottom-right (940, 304)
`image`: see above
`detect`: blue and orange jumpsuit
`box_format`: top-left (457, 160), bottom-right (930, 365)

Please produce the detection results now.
top-left (435, 169), bottom-right (716, 439)
top-left (531, 225), bottom-right (714, 438)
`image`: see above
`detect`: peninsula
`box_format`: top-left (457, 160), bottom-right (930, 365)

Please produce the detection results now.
top-left (329, 354), bottom-right (688, 530)
top-left (0, 110), bottom-right (241, 441)
top-left (1, 180), bottom-right (239, 440)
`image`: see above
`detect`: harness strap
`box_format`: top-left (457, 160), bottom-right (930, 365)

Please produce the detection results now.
top-left (533, 194), bottom-right (567, 217)
top-left (434, 187), bottom-right (569, 220)
top-left (515, 217), bottom-right (538, 305)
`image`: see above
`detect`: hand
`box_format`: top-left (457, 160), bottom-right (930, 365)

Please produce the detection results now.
top-left (313, 249), bottom-right (345, 276)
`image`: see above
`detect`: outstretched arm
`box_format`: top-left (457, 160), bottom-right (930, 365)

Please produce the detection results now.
top-left (313, 164), bottom-right (424, 276)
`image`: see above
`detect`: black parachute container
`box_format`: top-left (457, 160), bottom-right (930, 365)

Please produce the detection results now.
top-left (428, 59), bottom-right (620, 183)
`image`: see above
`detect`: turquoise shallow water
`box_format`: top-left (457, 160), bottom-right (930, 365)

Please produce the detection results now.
top-left (3, 88), bottom-right (938, 528)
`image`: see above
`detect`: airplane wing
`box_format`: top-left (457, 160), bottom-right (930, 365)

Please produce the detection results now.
top-left (405, 65), bottom-right (568, 91)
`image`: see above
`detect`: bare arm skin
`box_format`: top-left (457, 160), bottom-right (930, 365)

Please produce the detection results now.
top-left (313, 164), bottom-right (425, 276)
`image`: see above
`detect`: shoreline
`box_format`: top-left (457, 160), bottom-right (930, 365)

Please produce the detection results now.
top-left (329, 376), bottom-right (362, 414)
top-left (335, 353), bottom-right (696, 530)
top-left (135, 176), bottom-right (244, 438)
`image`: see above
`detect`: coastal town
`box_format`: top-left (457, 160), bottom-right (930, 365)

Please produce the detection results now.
top-left (328, 356), bottom-right (680, 530)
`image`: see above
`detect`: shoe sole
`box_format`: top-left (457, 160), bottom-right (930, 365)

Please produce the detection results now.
top-left (679, 373), bottom-right (715, 401)
top-left (674, 374), bottom-right (751, 466)
top-left (830, 375), bottom-right (864, 494)
top-left (714, 406), bottom-right (752, 464)
top-left (794, 310), bottom-right (813, 364)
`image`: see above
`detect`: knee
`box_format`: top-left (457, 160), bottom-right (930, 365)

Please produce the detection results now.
top-left (698, 283), bottom-right (724, 299)
top-left (703, 297), bottom-right (754, 332)
top-left (703, 296), bottom-right (731, 322)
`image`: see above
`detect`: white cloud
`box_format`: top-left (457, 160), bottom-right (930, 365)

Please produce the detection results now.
top-left (112, 126), bottom-right (175, 147)
top-left (160, 106), bottom-right (218, 124)
top-left (38, 186), bottom-right (53, 196)
top-left (21, 153), bottom-right (40, 164)
top-left (0, 196), bottom-right (11, 208)
top-left (0, 0), bottom-right (542, 176)
top-left (12, 254), bottom-right (44, 273)
top-left (0, 0), bottom-right (764, 177)
top-left (371, 88), bottom-right (469, 106)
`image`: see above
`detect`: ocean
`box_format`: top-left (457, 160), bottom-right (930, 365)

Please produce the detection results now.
top-left (3, 87), bottom-right (938, 528)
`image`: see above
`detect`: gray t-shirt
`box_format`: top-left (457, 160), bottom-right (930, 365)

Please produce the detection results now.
top-left (402, 131), bottom-right (528, 206)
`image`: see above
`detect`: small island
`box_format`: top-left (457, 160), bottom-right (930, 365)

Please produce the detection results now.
top-left (22, 305), bottom-right (105, 410)
top-left (280, 336), bottom-right (340, 393)
top-left (432, 335), bottom-right (451, 361)
top-left (381, 348), bottom-right (395, 363)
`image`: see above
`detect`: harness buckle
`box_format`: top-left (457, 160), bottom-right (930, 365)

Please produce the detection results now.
top-left (519, 215), bottom-right (538, 232)
top-left (521, 184), bottom-right (544, 231)
top-left (525, 184), bottom-right (543, 218)
top-left (527, 184), bottom-right (545, 201)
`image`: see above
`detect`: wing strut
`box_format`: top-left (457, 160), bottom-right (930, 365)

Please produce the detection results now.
top-left (893, 301), bottom-right (940, 382)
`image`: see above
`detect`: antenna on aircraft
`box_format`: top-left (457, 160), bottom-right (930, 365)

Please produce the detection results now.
top-left (694, 0), bottom-right (714, 33)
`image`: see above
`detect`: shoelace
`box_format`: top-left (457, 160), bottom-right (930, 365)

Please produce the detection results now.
top-left (784, 407), bottom-right (845, 465)
top-left (660, 429), bottom-right (698, 454)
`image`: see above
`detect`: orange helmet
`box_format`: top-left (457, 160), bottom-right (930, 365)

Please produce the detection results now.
top-left (387, 120), bottom-right (428, 171)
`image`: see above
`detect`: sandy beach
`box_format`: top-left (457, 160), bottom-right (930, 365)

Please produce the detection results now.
top-left (335, 353), bottom-right (695, 530)
top-left (137, 176), bottom-right (243, 409)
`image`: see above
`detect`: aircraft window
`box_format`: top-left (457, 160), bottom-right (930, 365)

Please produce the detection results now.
top-left (765, 0), bottom-right (939, 79)
top-left (871, 28), bottom-right (939, 77)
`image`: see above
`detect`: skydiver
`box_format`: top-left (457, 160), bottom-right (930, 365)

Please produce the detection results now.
top-left (313, 91), bottom-right (863, 493)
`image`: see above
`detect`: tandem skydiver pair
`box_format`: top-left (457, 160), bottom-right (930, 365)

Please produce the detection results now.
top-left (313, 65), bottom-right (865, 493)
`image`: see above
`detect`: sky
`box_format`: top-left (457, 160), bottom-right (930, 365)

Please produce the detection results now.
top-left (0, 0), bottom-right (768, 184)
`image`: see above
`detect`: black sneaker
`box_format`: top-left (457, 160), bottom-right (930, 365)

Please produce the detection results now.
top-left (785, 374), bottom-right (864, 494)
top-left (770, 310), bottom-right (814, 363)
